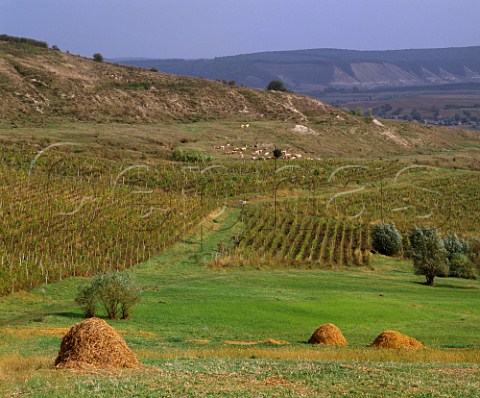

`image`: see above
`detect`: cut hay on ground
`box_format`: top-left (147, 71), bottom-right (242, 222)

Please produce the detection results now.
top-left (223, 339), bottom-right (289, 346)
top-left (224, 340), bottom-right (258, 346)
top-left (370, 330), bottom-right (424, 349)
top-left (185, 339), bottom-right (212, 344)
top-left (263, 339), bottom-right (289, 345)
top-left (308, 323), bottom-right (347, 346)
top-left (55, 318), bottom-right (140, 370)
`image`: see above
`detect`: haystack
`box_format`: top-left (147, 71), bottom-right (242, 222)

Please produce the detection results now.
top-left (308, 323), bottom-right (347, 346)
top-left (370, 330), bottom-right (424, 349)
top-left (55, 317), bottom-right (140, 369)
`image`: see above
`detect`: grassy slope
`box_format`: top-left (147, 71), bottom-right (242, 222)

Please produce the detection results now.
top-left (2, 121), bottom-right (480, 168)
top-left (0, 40), bottom-right (331, 126)
top-left (1, 211), bottom-right (479, 396)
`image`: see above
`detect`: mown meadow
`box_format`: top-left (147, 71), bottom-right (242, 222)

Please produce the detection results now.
top-left (1, 207), bottom-right (480, 396)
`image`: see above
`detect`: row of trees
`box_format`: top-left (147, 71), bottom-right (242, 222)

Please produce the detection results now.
top-left (0, 34), bottom-right (48, 48)
top-left (372, 223), bottom-right (475, 285)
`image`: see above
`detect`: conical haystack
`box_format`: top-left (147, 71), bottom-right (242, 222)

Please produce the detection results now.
top-left (308, 323), bottom-right (347, 346)
top-left (55, 317), bottom-right (140, 369)
top-left (370, 330), bottom-right (424, 349)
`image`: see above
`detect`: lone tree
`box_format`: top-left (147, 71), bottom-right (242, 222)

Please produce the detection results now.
top-left (75, 271), bottom-right (141, 319)
top-left (93, 52), bottom-right (104, 62)
top-left (410, 226), bottom-right (448, 285)
top-left (266, 80), bottom-right (288, 92)
top-left (371, 223), bottom-right (402, 256)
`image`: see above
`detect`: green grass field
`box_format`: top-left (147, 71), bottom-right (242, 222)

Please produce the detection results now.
top-left (1, 212), bottom-right (480, 397)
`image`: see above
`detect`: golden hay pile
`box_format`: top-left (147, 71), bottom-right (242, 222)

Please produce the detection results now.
top-left (308, 323), bottom-right (348, 346)
top-left (370, 330), bottom-right (425, 349)
top-left (54, 318), bottom-right (140, 370)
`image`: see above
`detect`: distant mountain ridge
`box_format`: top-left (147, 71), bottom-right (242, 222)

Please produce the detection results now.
top-left (117, 46), bottom-right (480, 95)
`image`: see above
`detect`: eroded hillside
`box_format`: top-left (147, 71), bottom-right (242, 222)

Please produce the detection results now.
top-left (0, 41), bottom-right (331, 125)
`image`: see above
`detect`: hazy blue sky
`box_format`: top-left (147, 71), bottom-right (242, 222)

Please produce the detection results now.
top-left (1, 0), bottom-right (479, 59)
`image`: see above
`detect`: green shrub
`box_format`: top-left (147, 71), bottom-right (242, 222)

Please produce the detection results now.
top-left (444, 234), bottom-right (472, 278)
top-left (371, 223), bottom-right (402, 256)
top-left (266, 80), bottom-right (289, 92)
top-left (449, 253), bottom-right (477, 279)
top-left (444, 234), bottom-right (469, 261)
top-left (171, 148), bottom-right (212, 163)
top-left (93, 53), bottom-right (104, 62)
top-left (410, 226), bottom-right (448, 286)
top-left (75, 285), bottom-right (97, 318)
top-left (94, 272), bottom-right (140, 319)
top-left (75, 271), bottom-right (141, 319)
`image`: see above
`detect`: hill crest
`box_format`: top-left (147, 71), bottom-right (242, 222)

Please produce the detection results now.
top-left (0, 40), bottom-right (332, 125)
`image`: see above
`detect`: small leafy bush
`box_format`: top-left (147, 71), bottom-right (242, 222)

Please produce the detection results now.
top-left (266, 80), bottom-right (289, 92)
top-left (75, 271), bottom-right (141, 319)
top-left (449, 253), bottom-right (477, 279)
top-left (93, 53), bottom-right (104, 62)
top-left (444, 234), bottom-right (470, 261)
top-left (444, 234), bottom-right (474, 278)
top-left (75, 285), bottom-right (97, 318)
top-left (371, 223), bottom-right (403, 256)
top-left (171, 148), bottom-right (212, 163)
